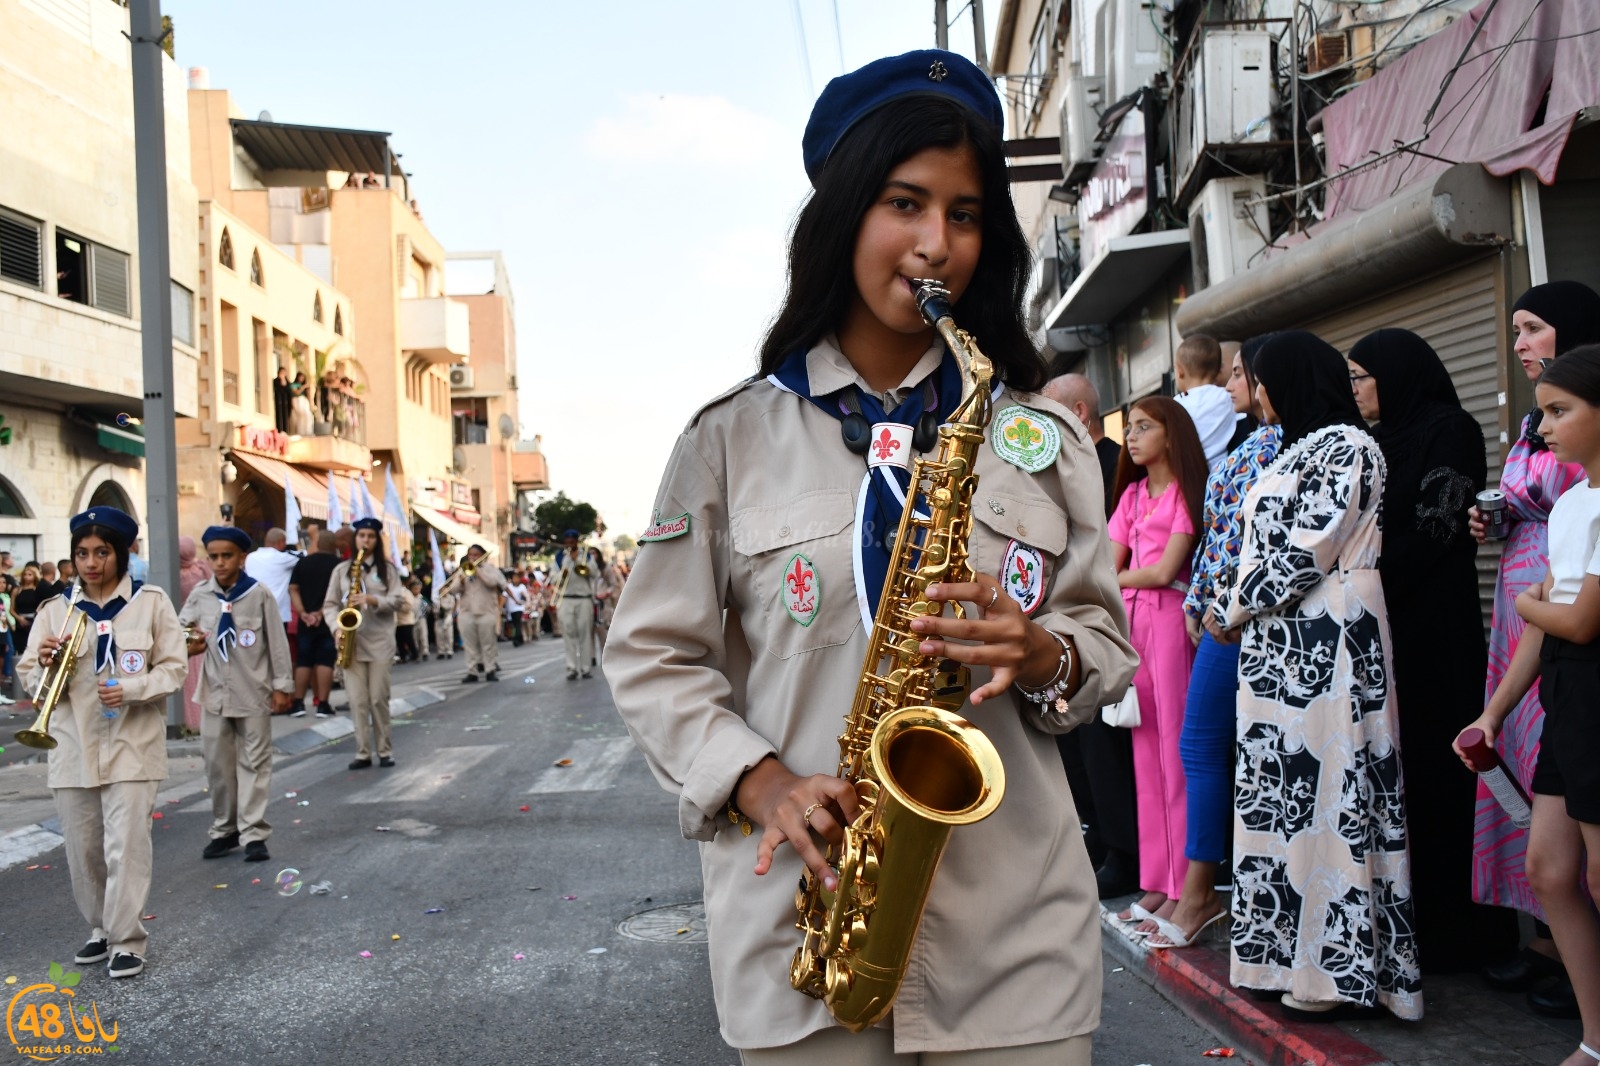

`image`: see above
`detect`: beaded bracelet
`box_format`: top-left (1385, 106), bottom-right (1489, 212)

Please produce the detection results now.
top-left (1017, 630), bottom-right (1075, 715)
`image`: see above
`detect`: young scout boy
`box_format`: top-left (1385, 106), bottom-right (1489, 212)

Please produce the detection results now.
top-left (178, 526), bottom-right (292, 862)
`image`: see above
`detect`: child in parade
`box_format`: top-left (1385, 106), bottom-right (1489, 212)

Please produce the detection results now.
top-left (179, 526), bottom-right (293, 863)
top-left (17, 506), bottom-right (185, 978)
top-left (322, 518), bottom-right (404, 770)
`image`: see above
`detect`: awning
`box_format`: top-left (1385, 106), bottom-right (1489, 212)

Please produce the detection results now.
top-left (229, 450), bottom-right (332, 522)
top-left (230, 118), bottom-right (397, 175)
top-left (1043, 230), bottom-right (1191, 329)
top-left (412, 503), bottom-right (496, 556)
top-left (96, 421), bottom-right (144, 458)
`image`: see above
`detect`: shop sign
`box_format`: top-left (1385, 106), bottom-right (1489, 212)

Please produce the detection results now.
top-left (451, 481), bottom-right (474, 507)
top-left (236, 425), bottom-right (289, 456)
top-left (1079, 108), bottom-right (1149, 268)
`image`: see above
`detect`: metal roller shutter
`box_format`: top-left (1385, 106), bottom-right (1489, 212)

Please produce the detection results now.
top-left (1298, 256), bottom-right (1505, 624)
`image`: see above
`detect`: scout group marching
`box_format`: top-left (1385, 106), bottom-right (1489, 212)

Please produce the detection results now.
top-left (11, 508), bottom-right (614, 981)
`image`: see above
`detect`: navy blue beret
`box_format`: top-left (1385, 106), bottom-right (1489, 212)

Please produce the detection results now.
top-left (353, 517), bottom-right (383, 533)
top-left (71, 506), bottom-right (138, 550)
top-left (563, 528), bottom-right (580, 539)
top-left (802, 49), bottom-right (1003, 185)
top-left (201, 525), bottom-right (252, 552)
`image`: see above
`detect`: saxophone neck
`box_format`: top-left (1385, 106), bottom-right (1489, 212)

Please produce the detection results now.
top-left (913, 279), bottom-right (993, 429)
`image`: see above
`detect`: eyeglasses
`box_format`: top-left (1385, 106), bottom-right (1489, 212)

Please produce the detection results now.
top-left (1349, 373), bottom-right (1373, 385)
top-left (1125, 421), bottom-right (1160, 439)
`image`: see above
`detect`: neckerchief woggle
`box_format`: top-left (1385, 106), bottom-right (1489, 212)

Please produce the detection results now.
top-left (212, 572), bottom-right (259, 663)
top-left (76, 582), bottom-right (143, 674)
top-left (770, 348), bottom-right (988, 631)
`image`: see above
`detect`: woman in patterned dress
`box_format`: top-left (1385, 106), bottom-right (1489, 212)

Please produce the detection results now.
top-left (1470, 282), bottom-right (1600, 1001)
top-left (1146, 338), bottom-right (1282, 949)
top-left (1209, 331), bottom-right (1421, 1021)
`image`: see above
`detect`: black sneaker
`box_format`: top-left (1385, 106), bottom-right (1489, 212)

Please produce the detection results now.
top-left (288, 704), bottom-right (308, 718)
top-left (202, 833), bottom-right (240, 860)
top-left (314, 702), bottom-right (335, 718)
top-left (463, 673), bottom-right (479, 684)
top-left (348, 758), bottom-right (373, 770)
top-left (243, 840), bottom-right (270, 863)
top-left (566, 670), bottom-right (578, 681)
top-left (485, 670), bottom-right (499, 682)
top-left (378, 756), bottom-right (395, 768)
top-left (580, 671), bottom-right (592, 680)
top-left (74, 938), bottom-right (109, 965)
top-left (108, 952), bottom-right (144, 979)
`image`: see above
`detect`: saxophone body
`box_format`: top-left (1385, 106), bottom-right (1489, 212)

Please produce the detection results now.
top-left (788, 281), bottom-right (1006, 1031)
top-left (335, 549), bottom-right (366, 670)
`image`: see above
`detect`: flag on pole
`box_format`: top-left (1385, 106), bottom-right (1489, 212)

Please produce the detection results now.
top-left (357, 477), bottom-right (379, 522)
top-left (283, 474), bottom-right (302, 537)
top-left (326, 475), bottom-right (345, 529)
top-left (383, 468), bottom-right (408, 568)
top-left (429, 527), bottom-right (446, 594)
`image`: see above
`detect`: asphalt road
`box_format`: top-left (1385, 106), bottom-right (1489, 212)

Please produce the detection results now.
top-left (0, 639), bottom-right (1222, 1065)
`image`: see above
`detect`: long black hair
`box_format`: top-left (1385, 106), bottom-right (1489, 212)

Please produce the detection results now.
top-left (758, 95), bottom-right (1045, 391)
top-left (355, 528), bottom-right (389, 586)
top-left (70, 524), bottom-right (130, 584)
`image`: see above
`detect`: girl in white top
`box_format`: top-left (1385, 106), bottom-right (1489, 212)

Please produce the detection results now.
top-left (1459, 345), bottom-right (1600, 1066)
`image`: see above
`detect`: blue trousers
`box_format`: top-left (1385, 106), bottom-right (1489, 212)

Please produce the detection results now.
top-left (1179, 632), bottom-right (1239, 863)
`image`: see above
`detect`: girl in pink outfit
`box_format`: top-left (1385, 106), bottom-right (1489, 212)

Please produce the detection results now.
top-left (1108, 397), bottom-right (1209, 929)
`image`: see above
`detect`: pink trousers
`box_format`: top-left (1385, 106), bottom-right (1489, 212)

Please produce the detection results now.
top-left (1125, 587), bottom-right (1193, 899)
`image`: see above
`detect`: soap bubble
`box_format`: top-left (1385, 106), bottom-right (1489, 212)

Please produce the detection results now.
top-left (275, 868), bottom-right (304, 897)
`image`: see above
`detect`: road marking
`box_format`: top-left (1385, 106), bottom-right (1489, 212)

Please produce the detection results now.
top-left (528, 737), bottom-right (636, 794)
top-left (0, 824), bottom-right (65, 872)
top-left (346, 745), bottom-right (500, 804)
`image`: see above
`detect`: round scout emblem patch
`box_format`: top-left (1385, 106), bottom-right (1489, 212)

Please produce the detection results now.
top-left (118, 649), bottom-right (146, 674)
top-left (991, 405), bottom-right (1061, 473)
top-left (238, 629), bottom-right (258, 648)
top-left (782, 553), bottom-right (819, 627)
top-left (1002, 540), bottom-right (1045, 615)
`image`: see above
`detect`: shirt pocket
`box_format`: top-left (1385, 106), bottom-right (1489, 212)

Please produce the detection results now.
top-left (969, 489), bottom-right (1070, 612)
top-left (731, 488), bottom-right (861, 659)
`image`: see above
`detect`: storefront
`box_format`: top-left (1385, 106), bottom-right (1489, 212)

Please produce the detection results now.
top-left (225, 425), bottom-right (373, 548)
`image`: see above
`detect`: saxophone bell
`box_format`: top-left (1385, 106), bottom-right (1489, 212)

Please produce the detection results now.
top-left (334, 549), bottom-right (367, 669)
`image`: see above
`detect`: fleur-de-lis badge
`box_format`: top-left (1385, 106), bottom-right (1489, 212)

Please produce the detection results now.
top-left (786, 557), bottom-right (813, 597)
top-left (929, 60), bottom-right (949, 82)
top-left (1004, 417), bottom-right (1043, 452)
top-left (1010, 553), bottom-right (1035, 589)
top-left (872, 428), bottom-right (902, 462)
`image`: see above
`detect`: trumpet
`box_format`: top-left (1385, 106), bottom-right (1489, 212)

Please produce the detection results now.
top-left (16, 583), bottom-right (86, 751)
top-left (335, 548), bottom-right (366, 669)
top-left (461, 558), bottom-right (477, 578)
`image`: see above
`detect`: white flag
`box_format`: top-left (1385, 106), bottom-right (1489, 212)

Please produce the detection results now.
top-left (326, 475), bottom-right (344, 529)
top-left (283, 474), bottom-right (302, 538)
top-left (430, 527), bottom-right (446, 594)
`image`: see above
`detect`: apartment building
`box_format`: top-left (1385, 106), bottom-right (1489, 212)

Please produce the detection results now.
top-left (0, 0), bottom-right (199, 564)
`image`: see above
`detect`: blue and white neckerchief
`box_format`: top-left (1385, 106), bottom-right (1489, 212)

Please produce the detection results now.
top-left (769, 349), bottom-right (970, 631)
top-left (77, 582), bottom-right (143, 674)
top-left (212, 572), bottom-right (259, 663)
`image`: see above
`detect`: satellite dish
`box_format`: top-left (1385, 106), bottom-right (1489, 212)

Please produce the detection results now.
top-left (258, 110), bottom-right (273, 122)
top-left (453, 446), bottom-right (468, 472)
top-left (498, 413), bottom-right (515, 440)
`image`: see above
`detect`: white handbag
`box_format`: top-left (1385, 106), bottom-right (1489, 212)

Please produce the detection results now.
top-left (1101, 685), bottom-right (1141, 728)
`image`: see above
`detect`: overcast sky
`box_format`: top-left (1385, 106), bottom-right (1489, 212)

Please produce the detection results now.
top-left (163, 0), bottom-right (997, 539)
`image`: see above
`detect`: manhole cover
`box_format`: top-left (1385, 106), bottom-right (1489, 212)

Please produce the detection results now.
top-left (617, 901), bottom-right (707, 943)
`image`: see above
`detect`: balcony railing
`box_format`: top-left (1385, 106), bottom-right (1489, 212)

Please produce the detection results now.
top-left (317, 393), bottom-right (366, 445)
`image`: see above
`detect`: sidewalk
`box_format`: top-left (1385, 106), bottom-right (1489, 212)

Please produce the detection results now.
top-left (1102, 898), bottom-right (1583, 1066)
top-left (0, 666), bottom-right (453, 871)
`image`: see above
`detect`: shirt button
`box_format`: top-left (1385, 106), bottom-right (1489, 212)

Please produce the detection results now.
top-left (1017, 523), bottom-right (1029, 537)
top-left (779, 525), bottom-right (791, 538)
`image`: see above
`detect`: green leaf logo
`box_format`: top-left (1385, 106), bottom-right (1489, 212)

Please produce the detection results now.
top-left (48, 961), bottom-right (64, 984)
top-left (61, 970), bottom-right (81, 987)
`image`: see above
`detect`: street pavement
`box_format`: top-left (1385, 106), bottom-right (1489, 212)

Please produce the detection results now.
top-left (1, 639), bottom-right (1224, 1065)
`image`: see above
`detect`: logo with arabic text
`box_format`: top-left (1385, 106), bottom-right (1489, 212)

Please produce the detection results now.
top-left (991, 405), bottom-right (1062, 473)
top-left (6, 962), bottom-right (120, 1060)
top-left (782, 553), bottom-right (819, 627)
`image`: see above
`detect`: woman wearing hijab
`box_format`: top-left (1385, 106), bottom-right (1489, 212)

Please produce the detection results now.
top-left (1348, 329), bottom-right (1518, 973)
top-left (1469, 280), bottom-right (1600, 1010)
top-left (1209, 331), bottom-right (1420, 1021)
top-left (177, 536), bottom-right (213, 732)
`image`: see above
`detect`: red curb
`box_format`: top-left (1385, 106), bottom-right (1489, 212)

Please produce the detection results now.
top-left (1102, 911), bottom-right (1391, 1066)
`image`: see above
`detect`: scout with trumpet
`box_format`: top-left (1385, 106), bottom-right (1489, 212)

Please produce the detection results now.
top-left (177, 526), bottom-right (293, 864)
top-left (436, 542), bottom-right (507, 683)
top-left (16, 506), bottom-right (185, 980)
top-left (321, 518), bottom-right (405, 770)
top-left (552, 529), bottom-right (597, 680)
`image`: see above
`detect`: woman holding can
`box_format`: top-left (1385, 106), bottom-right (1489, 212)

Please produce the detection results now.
top-left (1469, 281), bottom-right (1600, 1006)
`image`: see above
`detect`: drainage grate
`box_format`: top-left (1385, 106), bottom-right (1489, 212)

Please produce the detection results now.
top-left (617, 900), bottom-right (708, 943)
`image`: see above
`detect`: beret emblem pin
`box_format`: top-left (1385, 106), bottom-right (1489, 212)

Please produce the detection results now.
top-left (929, 60), bottom-right (949, 82)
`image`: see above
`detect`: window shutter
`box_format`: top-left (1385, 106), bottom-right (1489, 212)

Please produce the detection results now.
top-left (0, 210), bottom-right (43, 289)
top-left (91, 245), bottom-right (131, 317)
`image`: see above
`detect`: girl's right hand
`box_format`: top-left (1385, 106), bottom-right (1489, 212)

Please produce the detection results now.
top-left (1185, 616), bottom-right (1202, 648)
top-left (740, 757), bottom-right (860, 893)
top-left (1467, 506), bottom-right (1488, 545)
top-left (37, 635), bottom-right (63, 665)
top-left (1451, 714), bottom-right (1498, 772)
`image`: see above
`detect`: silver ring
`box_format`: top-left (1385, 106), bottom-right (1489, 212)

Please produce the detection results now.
top-left (802, 802), bottom-right (822, 824)
top-left (986, 587), bottom-right (1000, 610)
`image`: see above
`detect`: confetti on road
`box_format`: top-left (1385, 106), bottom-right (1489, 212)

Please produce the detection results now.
top-left (213, 884), bottom-right (228, 890)
top-left (587, 948), bottom-right (607, 955)
top-left (522, 676), bottom-right (537, 684)
top-left (4, 977), bottom-right (15, 985)
top-left (375, 826), bottom-right (392, 832)
top-left (463, 725), bottom-right (493, 732)
top-left (391, 935), bottom-right (401, 941)
top-left (297, 800), bottom-right (310, 806)
top-left (512, 953), bottom-right (525, 961)
top-left (24, 866), bottom-right (37, 871)
top-left (358, 951), bottom-right (372, 959)
top-left (285, 791), bottom-right (298, 799)
top-left (518, 805), bottom-right (530, 812)
top-left (676, 928), bottom-right (690, 936)
top-left (151, 812), bottom-right (163, 820)
top-left (142, 914), bottom-right (155, 920)
top-left (553, 758), bottom-right (573, 767)
top-left (1202, 1051), bottom-right (1236, 1059)
top-left (424, 908), bottom-right (444, 914)
top-left (251, 879), bottom-right (261, 885)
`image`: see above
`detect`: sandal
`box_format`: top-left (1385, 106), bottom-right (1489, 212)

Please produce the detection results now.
top-left (1278, 994), bottom-right (1381, 1023)
top-left (1145, 911), bottom-right (1227, 949)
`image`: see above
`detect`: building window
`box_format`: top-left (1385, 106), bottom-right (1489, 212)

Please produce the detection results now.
top-left (219, 226), bottom-right (234, 270)
top-left (312, 291), bottom-right (323, 323)
top-left (453, 397), bottom-right (490, 445)
top-left (0, 206), bottom-right (44, 289)
top-left (56, 230), bottom-right (130, 316)
top-left (249, 248), bottom-right (264, 287)
top-left (0, 474), bottom-right (28, 518)
top-left (333, 305), bottom-right (343, 335)
top-left (171, 280), bottom-right (194, 346)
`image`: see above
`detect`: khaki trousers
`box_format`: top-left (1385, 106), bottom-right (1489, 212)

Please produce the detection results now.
top-left (460, 612), bottom-right (498, 673)
top-left (414, 617), bottom-right (430, 657)
top-left (54, 780), bottom-right (161, 957)
top-left (345, 659), bottom-right (392, 760)
top-left (740, 1030), bottom-right (1091, 1066)
top-left (436, 612), bottom-right (455, 656)
top-left (558, 597), bottom-right (594, 675)
top-left (202, 711), bottom-right (274, 843)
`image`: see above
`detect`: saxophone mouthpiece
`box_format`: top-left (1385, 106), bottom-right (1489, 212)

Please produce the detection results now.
top-left (912, 279), bottom-right (954, 327)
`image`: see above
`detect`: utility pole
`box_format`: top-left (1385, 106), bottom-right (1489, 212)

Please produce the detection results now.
top-left (128, 0), bottom-right (183, 735)
top-left (935, 0), bottom-right (948, 49)
top-left (972, 0), bottom-right (988, 72)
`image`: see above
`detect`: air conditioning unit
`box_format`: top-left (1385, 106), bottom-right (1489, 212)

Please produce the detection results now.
top-left (1176, 30), bottom-right (1275, 194)
top-left (1188, 175), bottom-right (1268, 289)
top-left (1059, 72), bottom-right (1106, 175)
top-left (448, 365), bottom-right (475, 390)
top-left (1105, 0), bottom-right (1169, 103)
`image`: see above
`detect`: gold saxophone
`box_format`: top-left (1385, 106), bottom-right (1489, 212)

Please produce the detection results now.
top-left (788, 280), bottom-right (1006, 1030)
top-left (335, 549), bottom-right (367, 669)
top-left (16, 583), bottom-right (88, 750)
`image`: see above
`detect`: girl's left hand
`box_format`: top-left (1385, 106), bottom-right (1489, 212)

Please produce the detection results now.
top-left (97, 681), bottom-right (124, 709)
top-left (1516, 582), bottom-right (1545, 619)
top-left (912, 577), bottom-right (1053, 704)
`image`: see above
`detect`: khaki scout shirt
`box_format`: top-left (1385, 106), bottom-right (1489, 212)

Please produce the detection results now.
top-left (447, 563), bottom-right (506, 617)
top-left (18, 576), bottom-right (186, 789)
top-left (321, 558), bottom-right (405, 663)
top-left (555, 552), bottom-right (597, 599)
top-left (604, 340), bottom-right (1137, 1053)
top-left (177, 578), bottom-right (293, 717)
